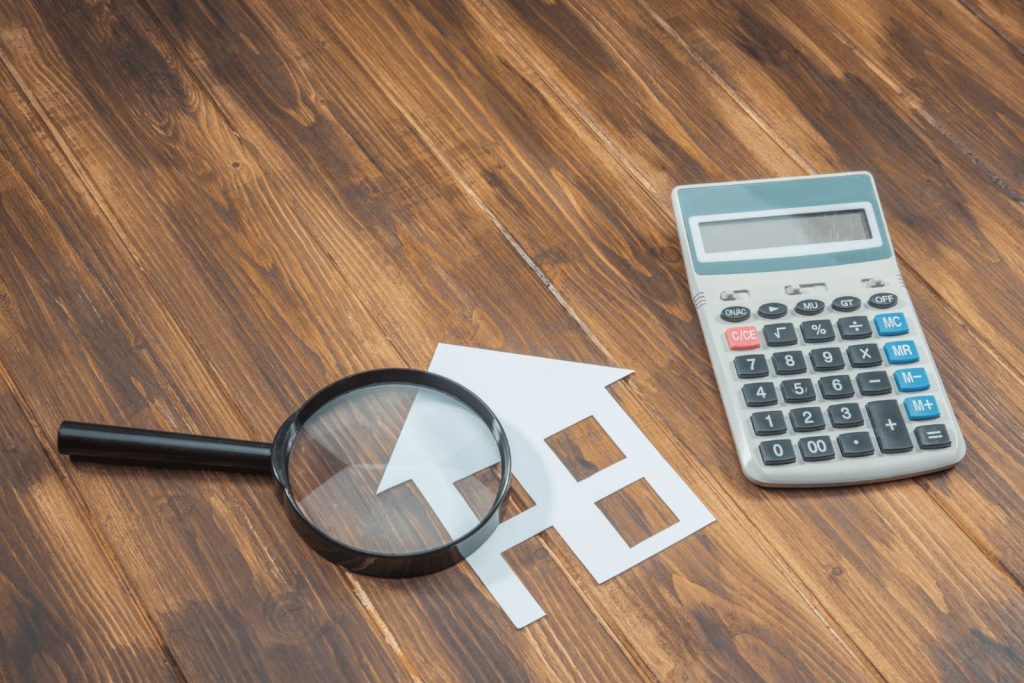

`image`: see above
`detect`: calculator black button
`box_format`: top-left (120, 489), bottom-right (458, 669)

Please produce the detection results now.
top-left (751, 410), bottom-right (786, 436)
top-left (758, 303), bottom-right (787, 319)
top-left (868, 292), bottom-right (898, 309)
top-left (795, 299), bottom-right (825, 316)
top-left (866, 400), bottom-right (913, 453)
top-left (809, 347), bottom-right (844, 371)
top-left (847, 343), bottom-right (882, 367)
top-left (828, 402), bottom-right (864, 427)
top-left (799, 319), bottom-right (835, 343)
top-left (771, 351), bottom-right (806, 375)
top-left (819, 374), bottom-right (855, 399)
top-left (720, 306), bottom-right (751, 323)
top-left (763, 323), bottom-right (797, 346)
top-left (837, 316), bottom-right (872, 339)
top-left (838, 432), bottom-right (875, 457)
top-left (759, 440), bottom-right (796, 465)
top-left (831, 296), bottom-right (861, 312)
top-left (789, 406), bottom-right (825, 432)
top-left (799, 435), bottom-right (835, 461)
top-left (857, 371), bottom-right (892, 395)
top-left (734, 354), bottom-right (769, 378)
top-left (742, 382), bottom-right (778, 406)
top-left (780, 378), bottom-right (815, 403)
top-left (914, 424), bottom-right (952, 449)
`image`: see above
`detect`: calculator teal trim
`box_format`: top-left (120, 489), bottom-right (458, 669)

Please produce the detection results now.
top-left (673, 172), bottom-right (893, 275)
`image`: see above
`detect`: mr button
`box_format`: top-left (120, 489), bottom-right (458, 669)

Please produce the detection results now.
top-left (726, 326), bottom-right (760, 350)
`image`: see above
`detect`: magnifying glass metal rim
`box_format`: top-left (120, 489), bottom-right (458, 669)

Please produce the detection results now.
top-left (270, 368), bottom-right (512, 578)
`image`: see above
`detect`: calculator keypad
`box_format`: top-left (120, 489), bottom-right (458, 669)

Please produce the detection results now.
top-left (725, 294), bottom-right (950, 466)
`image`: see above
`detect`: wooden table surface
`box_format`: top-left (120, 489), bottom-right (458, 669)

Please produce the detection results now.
top-left (1, 0), bottom-right (1022, 680)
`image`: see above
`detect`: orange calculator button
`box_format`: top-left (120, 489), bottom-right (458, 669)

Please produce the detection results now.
top-left (726, 326), bottom-right (760, 350)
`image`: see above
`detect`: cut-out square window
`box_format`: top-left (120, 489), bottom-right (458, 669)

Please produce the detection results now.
top-left (596, 477), bottom-right (678, 547)
top-left (455, 463), bottom-right (534, 522)
top-left (545, 416), bottom-right (625, 481)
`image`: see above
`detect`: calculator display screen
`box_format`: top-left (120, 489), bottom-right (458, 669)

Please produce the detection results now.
top-left (699, 209), bottom-right (871, 254)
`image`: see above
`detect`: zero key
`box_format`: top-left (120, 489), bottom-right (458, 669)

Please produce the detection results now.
top-left (726, 325), bottom-right (760, 350)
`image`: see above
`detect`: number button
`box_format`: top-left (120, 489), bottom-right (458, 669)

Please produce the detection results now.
top-left (831, 296), bottom-right (861, 312)
top-left (893, 367), bottom-right (929, 392)
top-left (809, 347), bottom-right (845, 371)
top-left (734, 354), bottom-right (769, 378)
top-left (915, 424), bottom-right (951, 449)
top-left (751, 410), bottom-right (786, 436)
top-left (828, 402), bottom-right (864, 428)
top-left (799, 435), bottom-right (835, 461)
top-left (781, 378), bottom-right (816, 403)
top-left (847, 343), bottom-right (882, 367)
top-left (721, 306), bottom-right (751, 323)
top-left (758, 303), bottom-right (787, 319)
top-left (763, 323), bottom-right (797, 347)
top-left (771, 351), bottom-right (806, 375)
top-left (867, 400), bottom-right (913, 452)
top-left (857, 371), bottom-right (892, 395)
top-left (884, 340), bottom-right (919, 364)
top-left (904, 395), bottom-right (940, 420)
top-left (868, 292), bottom-right (898, 309)
top-left (800, 319), bottom-right (835, 343)
top-left (874, 312), bottom-right (909, 336)
top-left (759, 440), bottom-right (796, 466)
top-left (726, 326), bottom-right (761, 350)
top-left (795, 299), bottom-right (825, 315)
top-left (818, 375), bottom-right (855, 399)
top-left (742, 382), bottom-right (778, 407)
top-left (838, 432), bottom-right (875, 457)
top-left (789, 407), bottom-right (825, 432)
top-left (837, 316), bottom-right (871, 340)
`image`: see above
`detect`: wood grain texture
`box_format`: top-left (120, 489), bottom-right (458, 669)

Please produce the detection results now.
top-left (0, 38), bottom-right (411, 681)
top-left (0, 0), bottom-right (1021, 680)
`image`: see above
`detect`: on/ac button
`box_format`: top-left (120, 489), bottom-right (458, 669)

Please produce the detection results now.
top-left (726, 326), bottom-right (760, 350)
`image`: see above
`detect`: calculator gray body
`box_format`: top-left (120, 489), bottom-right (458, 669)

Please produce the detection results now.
top-left (672, 172), bottom-right (965, 487)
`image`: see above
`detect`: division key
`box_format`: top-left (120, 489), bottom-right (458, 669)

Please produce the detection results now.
top-left (866, 400), bottom-right (913, 453)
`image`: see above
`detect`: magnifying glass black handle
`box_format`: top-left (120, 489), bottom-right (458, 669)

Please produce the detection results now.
top-left (57, 421), bottom-right (272, 474)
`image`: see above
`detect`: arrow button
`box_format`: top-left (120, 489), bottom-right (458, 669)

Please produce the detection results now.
top-left (758, 302), bottom-right (787, 319)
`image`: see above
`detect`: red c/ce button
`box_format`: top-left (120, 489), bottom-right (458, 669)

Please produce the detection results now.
top-left (726, 325), bottom-right (760, 350)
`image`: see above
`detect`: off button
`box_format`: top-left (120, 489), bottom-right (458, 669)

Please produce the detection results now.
top-left (720, 306), bottom-right (751, 323)
top-left (869, 292), bottom-right (898, 308)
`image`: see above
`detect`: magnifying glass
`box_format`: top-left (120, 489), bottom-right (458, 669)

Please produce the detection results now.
top-left (57, 369), bottom-right (510, 577)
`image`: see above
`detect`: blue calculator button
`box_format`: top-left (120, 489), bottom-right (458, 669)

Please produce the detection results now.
top-left (904, 395), bottom-right (940, 420)
top-left (884, 340), bottom-right (919, 364)
top-left (874, 312), bottom-right (908, 336)
top-left (894, 367), bottom-right (929, 392)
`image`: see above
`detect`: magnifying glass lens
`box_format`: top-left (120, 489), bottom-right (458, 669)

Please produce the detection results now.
top-left (287, 383), bottom-right (504, 556)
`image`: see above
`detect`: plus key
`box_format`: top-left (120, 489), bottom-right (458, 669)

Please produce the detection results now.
top-left (866, 400), bottom-right (913, 453)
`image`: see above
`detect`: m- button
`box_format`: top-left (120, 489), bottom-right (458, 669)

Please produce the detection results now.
top-left (726, 325), bottom-right (761, 350)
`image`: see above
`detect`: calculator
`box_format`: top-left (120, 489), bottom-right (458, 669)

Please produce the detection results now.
top-left (671, 172), bottom-right (965, 487)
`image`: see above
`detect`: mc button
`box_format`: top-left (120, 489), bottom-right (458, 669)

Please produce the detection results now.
top-left (726, 325), bottom-right (760, 350)
top-left (874, 312), bottom-right (908, 336)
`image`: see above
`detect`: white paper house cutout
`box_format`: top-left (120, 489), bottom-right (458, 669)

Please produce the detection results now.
top-left (380, 344), bottom-right (714, 628)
